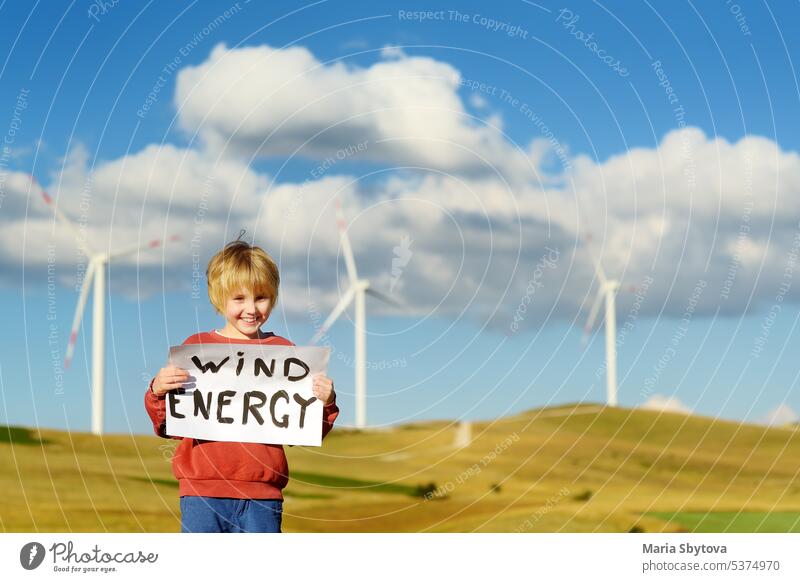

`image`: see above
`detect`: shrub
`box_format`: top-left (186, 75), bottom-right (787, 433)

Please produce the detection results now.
top-left (416, 482), bottom-right (440, 499)
top-left (573, 489), bottom-right (593, 502)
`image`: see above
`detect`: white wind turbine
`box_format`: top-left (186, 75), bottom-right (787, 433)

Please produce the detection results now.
top-left (31, 174), bottom-right (178, 435)
top-left (310, 199), bottom-right (401, 428)
top-left (581, 236), bottom-right (622, 407)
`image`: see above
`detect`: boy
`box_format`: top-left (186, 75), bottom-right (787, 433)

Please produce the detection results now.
top-left (145, 239), bottom-right (339, 533)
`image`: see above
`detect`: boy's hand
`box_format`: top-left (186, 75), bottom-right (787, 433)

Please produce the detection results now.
top-left (152, 365), bottom-right (190, 397)
top-left (312, 374), bottom-right (336, 405)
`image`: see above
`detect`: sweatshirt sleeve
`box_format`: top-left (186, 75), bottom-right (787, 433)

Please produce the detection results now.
top-left (304, 336), bottom-right (339, 443)
top-left (286, 395), bottom-right (339, 448)
top-left (301, 332), bottom-right (339, 443)
top-left (321, 394), bottom-right (340, 441)
top-left (144, 378), bottom-right (182, 440)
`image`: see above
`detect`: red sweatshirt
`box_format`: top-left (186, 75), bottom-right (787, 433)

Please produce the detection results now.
top-left (144, 330), bottom-right (339, 500)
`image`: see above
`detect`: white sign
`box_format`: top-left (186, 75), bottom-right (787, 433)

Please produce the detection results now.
top-left (165, 344), bottom-right (330, 446)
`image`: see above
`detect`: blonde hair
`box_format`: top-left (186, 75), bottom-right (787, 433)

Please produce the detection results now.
top-left (206, 240), bottom-right (280, 315)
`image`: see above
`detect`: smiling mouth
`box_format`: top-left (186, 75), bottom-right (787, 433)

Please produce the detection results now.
top-left (241, 317), bottom-right (258, 324)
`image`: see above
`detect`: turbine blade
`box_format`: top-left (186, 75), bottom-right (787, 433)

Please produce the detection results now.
top-left (583, 232), bottom-right (607, 284)
top-left (108, 234), bottom-right (180, 260)
top-left (364, 287), bottom-right (406, 310)
top-left (30, 174), bottom-right (94, 256)
top-left (310, 286), bottom-right (356, 344)
top-left (64, 260), bottom-right (97, 369)
top-left (581, 289), bottom-right (605, 348)
top-left (336, 198), bottom-right (358, 285)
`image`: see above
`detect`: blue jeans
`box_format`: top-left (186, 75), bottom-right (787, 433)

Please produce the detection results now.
top-left (180, 496), bottom-right (283, 533)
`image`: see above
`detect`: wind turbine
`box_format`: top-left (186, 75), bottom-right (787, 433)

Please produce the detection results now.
top-left (31, 174), bottom-right (178, 435)
top-left (310, 199), bottom-right (401, 428)
top-left (581, 236), bottom-right (621, 407)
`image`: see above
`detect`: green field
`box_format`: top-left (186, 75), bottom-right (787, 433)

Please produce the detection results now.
top-left (2, 404), bottom-right (799, 532)
top-left (646, 511), bottom-right (800, 533)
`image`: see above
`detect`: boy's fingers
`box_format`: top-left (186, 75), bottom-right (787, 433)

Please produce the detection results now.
top-left (163, 378), bottom-right (186, 386)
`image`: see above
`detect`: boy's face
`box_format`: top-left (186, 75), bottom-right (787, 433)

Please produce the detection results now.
top-left (222, 287), bottom-right (272, 339)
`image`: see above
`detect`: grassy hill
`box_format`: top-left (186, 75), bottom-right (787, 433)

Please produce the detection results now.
top-left (2, 403), bottom-right (799, 532)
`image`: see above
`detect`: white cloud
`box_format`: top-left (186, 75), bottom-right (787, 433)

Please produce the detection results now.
top-left (3, 44), bottom-right (800, 331)
top-left (640, 394), bottom-right (692, 415)
top-left (174, 43), bottom-right (535, 179)
top-left (0, 143), bottom-right (269, 296)
top-left (761, 404), bottom-right (799, 427)
top-left (5, 124), bottom-right (800, 329)
top-left (380, 45), bottom-right (407, 60)
top-left (469, 93), bottom-right (488, 109)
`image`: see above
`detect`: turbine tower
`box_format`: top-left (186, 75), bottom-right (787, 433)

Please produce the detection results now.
top-left (310, 199), bottom-right (400, 428)
top-left (581, 236), bottom-right (620, 407)
top-left (32, 174), bottom-right (178, 435)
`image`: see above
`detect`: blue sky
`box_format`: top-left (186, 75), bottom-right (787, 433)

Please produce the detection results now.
top-left (1, 0), bottom-right (799, 433)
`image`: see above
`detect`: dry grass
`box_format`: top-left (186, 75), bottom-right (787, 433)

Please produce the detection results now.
top-left (2, 404), bottom-right (799, 532)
